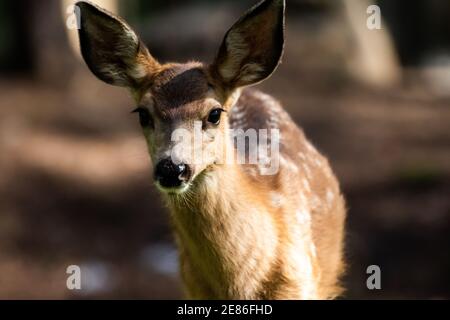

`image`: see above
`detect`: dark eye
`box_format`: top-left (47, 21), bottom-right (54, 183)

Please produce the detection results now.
top-left (132, 107), bottom-right (153, 128)
top-left (207, 108), bottom-right (224, 125)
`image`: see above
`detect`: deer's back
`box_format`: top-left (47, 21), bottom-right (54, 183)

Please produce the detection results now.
top-left (229, 89), bottom-right (346, 298)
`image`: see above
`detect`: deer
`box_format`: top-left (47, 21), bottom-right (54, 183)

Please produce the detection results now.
top-left (75, 0), bottom-right (346, 299)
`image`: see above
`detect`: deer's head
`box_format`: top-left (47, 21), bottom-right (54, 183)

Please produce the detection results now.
top-left (76, 0), bottom-right (285, 194)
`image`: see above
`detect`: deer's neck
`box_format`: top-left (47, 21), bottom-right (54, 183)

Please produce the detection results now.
top-left (166, 163), bottom-right (279, 299)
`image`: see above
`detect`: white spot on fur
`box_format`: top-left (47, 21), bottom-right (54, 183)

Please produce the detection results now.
top-left (302, 163), bottom-right (312, 179)
top-left (232, 110), bottom-right (247, 121)
top-left (280, 156), bottom-right (299, 173)
top-left (302, 179), bottom-right (311, 193)
top-left (298, 192), bottom-right (310, 212)
top-left (311, 195), bottom-right (322, 210)
top-left (270, 192), bottom-right (284, 208)
top-left (296, 210), bottom-right (311, 226)
top-left (326, 189), bottom-right (335, 207)
top-left (314, 158), bottom-right (323, 167)
top-left (230, 104), bottom-right (248, 129)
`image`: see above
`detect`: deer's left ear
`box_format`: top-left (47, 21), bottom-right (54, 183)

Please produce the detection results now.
top-left (76, 1), bottom-right (160, 88)
top-left (211, 0), bottom-right (285, 89)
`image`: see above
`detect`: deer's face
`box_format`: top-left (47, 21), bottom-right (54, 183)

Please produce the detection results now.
top-left (134, 63), bottom-right (231, 193)
top-left (76, 0), bottom-right (285, 194)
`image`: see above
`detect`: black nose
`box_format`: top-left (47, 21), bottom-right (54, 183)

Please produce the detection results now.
top-left (155, 159), bottom-right (191, 188)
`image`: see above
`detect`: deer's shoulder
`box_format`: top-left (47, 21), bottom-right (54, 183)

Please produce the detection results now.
top-left (229, 89), bottom-right (293, 133)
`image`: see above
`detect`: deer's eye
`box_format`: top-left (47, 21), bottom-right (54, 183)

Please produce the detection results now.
top-left (132, 107), bottom-right (153, 128)
top-left (207, 108), bottom-right (224, 125)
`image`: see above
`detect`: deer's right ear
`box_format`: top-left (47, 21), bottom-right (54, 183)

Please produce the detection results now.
top-left (76, 1), bottom-right (160, 87)
top-left (211, 0), bottom-right (285, 89)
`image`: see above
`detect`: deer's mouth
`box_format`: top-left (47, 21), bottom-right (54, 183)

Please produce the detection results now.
top-left (155, 180), bottom-right (191, 195)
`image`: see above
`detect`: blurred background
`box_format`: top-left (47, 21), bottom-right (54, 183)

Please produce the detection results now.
top-left (0, 0), bottom-right (449, 299)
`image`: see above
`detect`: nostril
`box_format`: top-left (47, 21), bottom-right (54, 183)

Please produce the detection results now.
top-left (178, 164), bottom-right (192, 181)
top-left (177, 163), bottom-right (186, 175)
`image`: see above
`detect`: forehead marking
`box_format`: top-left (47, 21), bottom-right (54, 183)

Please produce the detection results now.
top-left (152, 65), bottom-right (209, 113)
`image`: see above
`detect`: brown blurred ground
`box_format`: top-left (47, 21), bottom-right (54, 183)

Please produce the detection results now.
top-left (0, 1), bottom-right (449, 299)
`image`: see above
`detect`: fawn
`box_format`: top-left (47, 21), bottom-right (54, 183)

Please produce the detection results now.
top-left (75, 0), bottom-right (346, 299)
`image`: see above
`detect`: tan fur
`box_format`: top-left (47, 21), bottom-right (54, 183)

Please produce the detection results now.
top-left (76, 0), bottom-right (346, 300)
